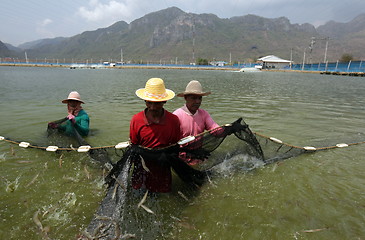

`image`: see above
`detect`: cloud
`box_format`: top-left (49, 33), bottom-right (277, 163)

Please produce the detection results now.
top-left (77, 0), bottom-right (135, 23)
top-left (36, 18), bottom-right (55, 39)
top-left (40, 18), bottom-right (53, 27)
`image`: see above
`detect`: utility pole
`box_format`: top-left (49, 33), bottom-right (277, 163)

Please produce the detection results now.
top-left (192, 20), bottom-right (195, 64)
top-left (121, 48), bottom-right (123, 63)
top-left (323, 37), bottom-right (329, 63)
top-left (309, 37), bottom-right (315, 64)
top-left (309, 36), bottom-right (330, 63)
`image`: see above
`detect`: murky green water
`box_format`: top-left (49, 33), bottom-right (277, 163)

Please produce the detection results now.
top-left (1, 66), bottom-right (365, 239)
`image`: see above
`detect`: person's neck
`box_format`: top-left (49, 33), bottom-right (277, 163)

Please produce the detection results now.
top-left (146, 109), bottom-right (164, 123)
top-left (189, 109), bottom-right (197, 115)
top-left (186, 105), bottom-right (197, 115)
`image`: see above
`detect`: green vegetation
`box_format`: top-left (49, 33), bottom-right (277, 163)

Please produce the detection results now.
top-left (339, 53), bottom-right (354, 62)
top-left (196, 58), bottom-right (209, 65)
top-left (1, 8), bottom-right (364, 63)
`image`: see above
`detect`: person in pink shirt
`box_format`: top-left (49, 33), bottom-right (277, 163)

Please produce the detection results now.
top-left (173, 80), bottom-right (220, 165)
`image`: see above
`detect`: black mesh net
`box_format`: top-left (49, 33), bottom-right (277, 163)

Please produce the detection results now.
top-left (47, 118), bottom-right (113, 168)
top-left (253, 132), bottom-right (306, 164)
top-left (84, 117), bottom-right (311, 239)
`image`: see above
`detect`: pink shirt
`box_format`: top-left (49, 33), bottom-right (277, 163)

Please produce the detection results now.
top-left (173, 105), bottom-right (219, 138)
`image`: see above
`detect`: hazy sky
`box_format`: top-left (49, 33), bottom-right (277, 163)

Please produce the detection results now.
top-left (2, 0), bottom-right (364, 46)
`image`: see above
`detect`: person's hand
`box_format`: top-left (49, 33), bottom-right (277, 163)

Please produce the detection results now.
top-left (225, 118), bottom-right (247, 135)
top-left (67, 114), bottom-right (76, 123)
top-left (48, 122), bottom-right (58, 129)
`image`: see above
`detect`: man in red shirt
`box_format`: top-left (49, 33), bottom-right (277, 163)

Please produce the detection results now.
top-left (129, 78), bottom-right (181, 193)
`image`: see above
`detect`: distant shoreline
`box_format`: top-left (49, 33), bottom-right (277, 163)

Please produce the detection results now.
top-left (0, 62), bottom-right (238, 71)
top-left (0, 62), bottom-right (318, 73)
top-left (1, 63), bottom-right (364, 76)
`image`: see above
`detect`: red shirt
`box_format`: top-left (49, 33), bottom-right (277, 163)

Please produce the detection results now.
top-left (129, 109), bottom-right (181, 192)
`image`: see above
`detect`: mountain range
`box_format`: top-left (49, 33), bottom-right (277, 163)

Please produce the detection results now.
top-left (1, 7), bottom-right (365, 64)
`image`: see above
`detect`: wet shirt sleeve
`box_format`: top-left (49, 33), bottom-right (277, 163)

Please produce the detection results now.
top-left (74, 110), bottom-right (90, 136)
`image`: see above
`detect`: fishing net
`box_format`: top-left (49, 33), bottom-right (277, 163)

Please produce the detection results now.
top-left (44, 117), bottom-right (308, 175)
top-left (47, 117), bottom-right (81, 147)
top-left (1, 115), bottom-right (363, 239)
top-left (85, 117), bottom-right (313, 239)
top-left (47, 118), bottom-right (114, 169)
top-left (1, 116), bottom-right (362, 239)
top-left (3, 116), bottom-right (348, 239)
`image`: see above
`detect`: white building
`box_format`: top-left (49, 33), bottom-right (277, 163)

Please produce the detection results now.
top-left (210, 61), bottom-right (227, 67)
top-left (257, 55), bottom-right (292, 69)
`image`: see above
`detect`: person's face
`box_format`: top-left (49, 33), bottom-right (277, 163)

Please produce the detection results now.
top-left (145, 101), bottom-right (166, 112)
top-left (67, 100), bottom-right (80, 108)
top-left (185, 94), bottom-right (202, 114)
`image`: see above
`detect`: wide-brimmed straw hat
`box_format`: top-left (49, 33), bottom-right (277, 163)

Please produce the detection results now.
top-left (177, 80), bottom-right (211, 97)
top-left (135, 78), bottom-right (175, 102)
top-left (62, 91), bottom-right (85, 104)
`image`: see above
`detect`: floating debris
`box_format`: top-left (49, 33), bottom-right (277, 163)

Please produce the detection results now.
top-left (84, 165), bottom-right (91, 179)
top-left (2, 176), bottom-right (20, 192)
top-left (92, 223), bottom-right (106, 237)
top-left (26, 173), bottom-right (39, 187)
top-left (58, 154), bottom-right (63, 168)
top-left (64, 192), bottom-right (77, 207)
top-left (113, 220), bottom-right (121, 239)
top-left (176, 217), bottom-right (196, 230)
top-left (170, 215), bottom-right (181, 222)
top-left (137, 190), bottom-right (148, 208)
top-left (140, 204), bottom-right (154, 214)
top-left (62, 176), bottom-right (78, 182)
top-left (0, 153), bottom-right (6, 162)
top-left (301, 227), bottom-right (329, 233)
top-left (10, 146), bottom-right (16, 156)
top-left (177, 191), bottom-right (189, 202)
top-left (17, 160), bottom-right (33, 164)
top-left (33, 210), bottom-right (51, 239)
top-left (140, 155), bottom-right (150, 172)
top-left (121, 233), bottom-right (136, 239)
top-left (112, 184), bottom-right (118, 200)
top-left (33, 210), bottom-right (43, 230)
top-left (271, 163), bottom-right (278, 172)
top-left (95, 215), bottom-right (112, 221)
top-left (111, 175), bottom-right (126, 191)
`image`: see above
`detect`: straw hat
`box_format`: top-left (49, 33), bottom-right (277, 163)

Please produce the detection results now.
top-left (62, 91), bottom-right (85, 104)
top-left (136, 78), bottom-right (175, 102)
top-left (177, 80), bottom-right (211, 97)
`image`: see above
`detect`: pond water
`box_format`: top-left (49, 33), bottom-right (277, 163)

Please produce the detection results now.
top-left (0, 66), bottom-right (365, 239)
